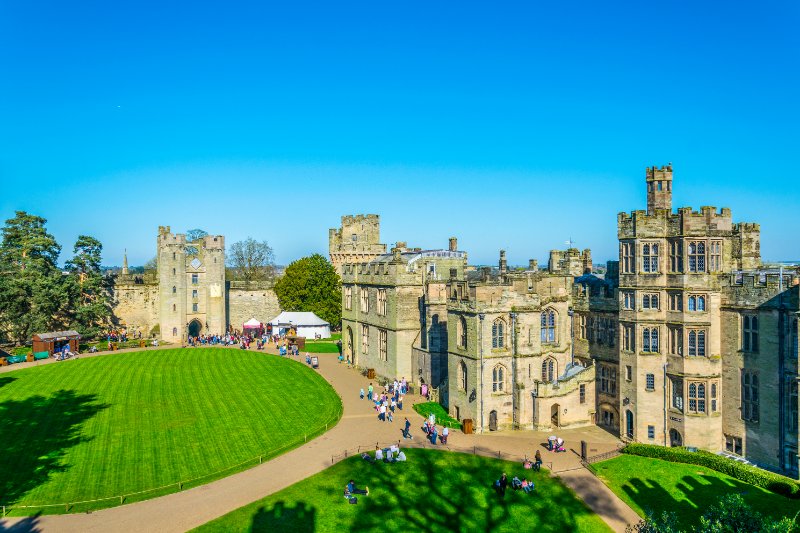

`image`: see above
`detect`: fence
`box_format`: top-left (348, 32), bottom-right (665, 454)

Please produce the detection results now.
top-left (1, 406), bottom-right (343, 518)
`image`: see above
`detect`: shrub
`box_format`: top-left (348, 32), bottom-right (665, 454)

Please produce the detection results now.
top-left (622, 442), bottom-right (800, 498)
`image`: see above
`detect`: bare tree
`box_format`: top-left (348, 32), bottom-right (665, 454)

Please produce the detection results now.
top-left (227, 238), bottom-right (275, 282)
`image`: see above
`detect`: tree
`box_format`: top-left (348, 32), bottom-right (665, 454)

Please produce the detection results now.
top-left (227, 238), bottom-right (276, 282)
top-left (274, 254), bottom-right (341, 327)
top-left (143, 256), bottom-right (158, 273)
top-left (185, 229), bottom-right (208, 256)
top-left (65, 235), bottom-right (113, 337)
top-left (0, 211), bottom-right (67, 344)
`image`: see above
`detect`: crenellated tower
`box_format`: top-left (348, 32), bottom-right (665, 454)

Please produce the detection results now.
top-left (646, 163), bottom-right (673, 214)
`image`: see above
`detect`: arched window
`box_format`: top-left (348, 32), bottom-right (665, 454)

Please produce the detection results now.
top-left (172, 327), bottom-right (177, 336)
top-left (698, 384), bottom-right (706, 412)
top-left (172, 304), bottom-right (176, 312)
top-left (688, 296), bottom-right (696, 311)
top-left (492, 365), bottom-right (506, 392)
top-left (172, 268), bottom-right (176, 275)
top-left (541, 358), bottom-right (556, 383)
top-left (697, 296), bottom-right (706, 311)
top-left (643, 327), bottom-right (659, 353)
top-left (459, 361), bottom-right (468, 391)
top-left (492, 319), bottom-right (505, 349)
top-left (458, 316), bottom-right (467, 349)
top-left (172, 286), bottom-right (177, 294)
top-left (541, 309), bottom-right (556, 343)
top-left (643, 295), bottom-right (650, 309)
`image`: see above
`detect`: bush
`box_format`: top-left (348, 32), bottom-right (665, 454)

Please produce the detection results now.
top-left (622, 442), bottom-right (800, 498)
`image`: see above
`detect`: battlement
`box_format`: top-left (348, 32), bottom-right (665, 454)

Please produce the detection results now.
top-left (201, 235), bottom-right (225, 249)
top-left (341, 214), bottom-right (380, 225)
top-left (645, 164), bottom-right (673, 180)
top-left (734, 222), bottom-right (760, 232)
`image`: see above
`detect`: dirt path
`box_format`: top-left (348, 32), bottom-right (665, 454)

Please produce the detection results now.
top-left (0, 347), bottom-right (639, 532)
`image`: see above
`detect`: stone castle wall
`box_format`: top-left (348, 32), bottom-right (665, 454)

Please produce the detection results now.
top-left (227, 281), bottom-right (282, 331)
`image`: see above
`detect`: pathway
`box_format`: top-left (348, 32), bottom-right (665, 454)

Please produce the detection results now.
top-left (0, 347), bottom-right (639, 532)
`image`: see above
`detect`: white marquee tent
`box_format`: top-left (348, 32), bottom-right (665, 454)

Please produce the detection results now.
top-left (269, 311), bottom-right (331, 339)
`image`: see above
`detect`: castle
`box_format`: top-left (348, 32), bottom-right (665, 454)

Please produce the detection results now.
top-left (113, 227), bottom-right (281, 342)
top-left (328, 214), bottom-right (386, 275)
top-left (337, 165), bottom-right (800, 477)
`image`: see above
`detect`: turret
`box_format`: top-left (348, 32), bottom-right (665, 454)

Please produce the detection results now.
top-left (646, 163), bottom-right (673, 214)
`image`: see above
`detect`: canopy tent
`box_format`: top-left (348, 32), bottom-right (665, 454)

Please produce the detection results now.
top-left (242, 318), bottom-right (262, 329)
top-left (268, 311), bottom-right (331, 339)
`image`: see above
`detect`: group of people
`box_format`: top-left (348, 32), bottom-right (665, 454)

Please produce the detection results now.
top-left (522, 451), bottom-right (544, 472)
top-left (494, 472), bottom-right (536, 497)
top-left (422, 416), bottom-right (449, 445)
top-left (361, 380), bottom-right (406, 424)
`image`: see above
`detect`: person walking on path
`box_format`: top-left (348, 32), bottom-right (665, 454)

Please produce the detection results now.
top-left (368, 383), bottom-right (374, 401)
top-left (379, 403), bottom-right (387, 422)
top-left (441, 426), bottom-right (449, 445)
top-left (360, 388), bottom-right (365, 400)
top-left (534, 450), bottom-right (542, 471)
top-left (403, 417), bottom-right (412, 439)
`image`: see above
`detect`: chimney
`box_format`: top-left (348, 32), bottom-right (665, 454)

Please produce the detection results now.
top-left (449, 237), bottom-right (458, 252)
top-left (499, 250), bottom-right (507, 275)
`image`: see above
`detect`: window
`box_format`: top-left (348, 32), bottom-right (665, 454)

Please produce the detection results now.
top-left (192, 303), bottom-right (198, 312)
top-left (542, 358), bottom-right (556, 383)
top-left (642, 293), bottom-right (659, 309)
top-left (642, 327), bottom-right (659, 353)
top-left (669, 240), bottom-right (684, 273)
top-left (742, 370), bottom-right (759, 422)
top-left (541, 310), bottom-right (556, 343)
top-left (379, 329), bottom-right (387, 361)
top-left (361, 325), bottom-right (369, 354)
top-left (709, 241), bottom-right (722, 272)
top-left (192, 289), bottom-right (198, 299)
top-left (580, 384), bottom-right (586, 404)
top-left (344, 286), bottom-right (352, 310)
top-left (642, 243), bottom-right (659, 273)
top-left (191, 273), bottom-right (198, 284)
top-left (725, 435), bottom-right (743, 455)
top-left (172, 327), bottom-right (178, 336)
top-left (688, 241), bottom-right (706, 272)
top-left (172, 286), bottom-right (177, 294)
top-left (459, 361), bottom-right (467, 391)
top-left (622, 291), bottom-right (635, 310)
top-left (647, 425), bottom-right (655, 439)
top-left (360, 288), bottom-right (370, 313)
top-left (492, 319), bottom-right (506, 349)
top-left (688, 295), bottom-right (706, 312)
top-left (599, 365), bottom-right (617, 395)
top-left (711, 382), bottom-right (718, 412)
top-left (377, 289), bottom-right (387, 316)
top-left (492, 365), bottom-right (506, 392)
top-left (173, 268), bottom-right (176, 275)
top-left (173, 252), bottom-right (176, 260)
top-left (789, 380), bottom-right (798, 432)
top-left (646, 374), bottom-right (655, 391)
top-left (688, 382), bottom-right (705, 413)
top-left (669, 292), bottom-right (682, 311)
top-left (606, 319), bottom-right (616, 348)
top-left (622, 323), bottom-right (635, 352)
top-left (578, 315), bottom-right (586, 339)
top-left (672, 377), bottom-right (684, 411)
top-left (742, 315), bottom-right (759, 353)
top-left (621, 242), bottom-right (635, 273)
top-left (602, 409), bottom-right (615, 427)
top-left (587, 317), bottom-right (595, 342)
top-left (458, 316), bottom-right (467, 349)
top-left (625, 365), bottom-right (632, 381)
top-left (669, 326), bottom-right (683, 356)
top-left (687, 329), bottom-right (706, 356)
top-left (173, 303), bottom-right (176, 312)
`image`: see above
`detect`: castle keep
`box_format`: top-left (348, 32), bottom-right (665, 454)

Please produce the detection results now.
top-left (329, 214), bottom-right (387, 274)
top-left (113, 227), bottom-right (281, 342)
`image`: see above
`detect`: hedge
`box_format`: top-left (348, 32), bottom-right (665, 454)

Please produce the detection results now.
top-left (622, 442), bottom-right (800, 498)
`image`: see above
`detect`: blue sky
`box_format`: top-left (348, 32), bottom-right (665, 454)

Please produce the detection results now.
top-left (1, 1), bottom-right (798, 266)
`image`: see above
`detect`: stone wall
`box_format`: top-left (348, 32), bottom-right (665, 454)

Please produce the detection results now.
top-left (113, 282), bottom-right (159, 336)
top-left (227, 281), bottom-right (282, 331)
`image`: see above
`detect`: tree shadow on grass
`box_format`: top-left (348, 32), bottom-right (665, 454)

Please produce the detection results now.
top-left (0, 515), bottom-right (41, 533)
top-left (0, 390), bottom-right (109, 508)
top-left (0, 376), bottom-right (16, 390)
top-left (250, 501), bottom-right (316, 533)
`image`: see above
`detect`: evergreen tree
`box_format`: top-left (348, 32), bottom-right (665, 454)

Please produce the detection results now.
top-left (65, 235), bottom-right (113, 337)
top-left (274, 254), bottom-right (341, 327)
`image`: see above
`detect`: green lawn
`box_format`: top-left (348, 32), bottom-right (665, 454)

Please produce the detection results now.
top-left (593, 454), bottom-right (800, 528)
top-left (413, 401), bottom-right (462, 429)
top-left (194, 448), bottom-right (611, 533)
top-left (0, 348), bottom-right (342, 514)
top-left (303, 341), bottom-right (341, 353)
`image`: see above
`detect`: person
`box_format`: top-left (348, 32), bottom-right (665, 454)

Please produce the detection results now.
top-left (396, 450), bottom-right (407, 461)
top-left (398, 395), bottom-right (404, 410)
top-left (442, 426), bottom-right (449, 445)
top-left (360, 388), bottom-right (365, 400)
top-left (511, 476), bottom-right (522, 491)
top-left (375, 446), bottom-right (384, 461)
top-left (346, 480), bottom-right (368, 495)
top-left (368, 383), bottom-right (374, 401)
top-left (496, 473), bottom-right (508, 497)
top-left (534, 450), bottom-right (543, 471)
top-left (403, 417), bottom-right (412, 439)
top-left (387, 409), bottom-right (393, 423)
top-left (379, 403), bottom-right (387, 422)
top-left (430, 425), bottom-right (438, 445)
top-left (522, 479), bottom-right (534, 494)
top-left (523, 458), bottom-right (532, 470)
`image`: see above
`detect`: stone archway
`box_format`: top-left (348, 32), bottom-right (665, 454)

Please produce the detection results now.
top-left (551, 403), bottom-right (560, 428)
top-left (188, 319), bottom-right (202, 338)
top-left (669, 428), bottom-right (683, 447)
top-left (346, 326), bottom-right (354, 365)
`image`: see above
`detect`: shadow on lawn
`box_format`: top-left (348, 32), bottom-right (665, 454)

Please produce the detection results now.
top-left (0, 515), bottom-right (41, 533)
top-left (250, 501), bottom-right (315, 533)
top-left (0, 390), bottom-right (109, 507)
top-left (0, 376), bottom-right (16, 390)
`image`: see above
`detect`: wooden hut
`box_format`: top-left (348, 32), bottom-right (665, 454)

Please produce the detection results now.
top-left (32, 330), bottom-right (81, 356)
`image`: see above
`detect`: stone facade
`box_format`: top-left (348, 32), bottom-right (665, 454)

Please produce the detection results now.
top-left (329, 214), bottom-right (387, 275)
top-left (112, 227), bottom-right (281, 342)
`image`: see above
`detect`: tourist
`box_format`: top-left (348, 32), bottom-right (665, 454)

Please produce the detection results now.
top-left (368, 383), bottom-right (374, 401)
top-left (346, 480), bottom-right (368, 495)
top-left (511, 476), bottom-right (522, 491)
top-left (360, 388), bottom-right (365, 400)
top-left (403, 417), bottom-right (412, 439)
top-left (390, 397), bottom-right (396, 413)
top-left (441, 426), bottom-right (449, 445)
top-left (534, 450), bottom-right (542, 471)
top-left (522, 479), bottom-right (534, 494)
top-left (430, 425), bottom-right (438, 445)
top-left (379, 403), bottom-right (387, 422)
top-left (387, 409), bottom-right (393, 423)
top-left (398, 395), bottom-right (404, 410)
top-left (496, 473), bottom-right (508, 497)
top-left (375, 445), bottom-right (384, 461)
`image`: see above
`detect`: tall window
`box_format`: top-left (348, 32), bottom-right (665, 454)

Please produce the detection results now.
top-left (579, 384), bottom-right (586, 404)
top-left (606, 319), bottom-right (616, 347)
top-left (642, 243), bottom-right (659, 273)
top-left (191, 273), bottom-right (198, 284)
top-left (492, 365), bottom-right (506, 392)
top-left (672, 377), bottom-right (684, 411)
top-left (789, 379), bottom-right (798, 432)
top-left (688, 295), bottom-right (706, 311)
top-left (172, 327), bottom-right (178, 336)
top-left (173, 303), bottom-right (176, 312)
top-left (646, 373), bottom-right (655, 391)
top-left (377, 289), bottom-right (387, 316)
top-left (621, 242), bottom-right (635, 273)
top-left (379, 329), bottom-right (388, 361)
top-left (742, 370), bottom-right (759, 422)
top-left (688, 241), bottom-right (706, 272)
top-left (668, 292), bottom-right (682, 311)
top-left (669, 326), bottom-right (683, 356)
top-left (669, 240), bottom-right (684, 272)
top-left (541, 310), bottom-right (556, 343)
top-left (688, 382), bottom-right (706, 413)
top-left (172, 286), bottom-right (177, 294)
top-left (360, 288), bottom-right (370, 313)
top-left (344, 286), bottom-right (352, 310)
top-left (541, 358), bottom-right (556, 383)
top-left (361, 325), bottom-right (369, 354)
top-left (578, 315), bottom-right (586, 339)
top-left (742, 315), bottom-right (759, 353)
top-left (192, 303), bottom-right (198, 312)
top-left (192, 289), bottom-right (198, 299)
top-left (599, 365), bottom-right (616, 394)
top-left (492, 318), bottom-right (506, 348)
top-left (642, 327), bottom-right (659, 353)
top-left (709, 241), bottom-right (722, 272)
top-left (459, 361), bottom-right (467, 391)
top-left (622, 323), bottom-right (635, 352)
top-left (622, 291), bottom-right (634, 310)
top-left (711, 382), bottom-right (718, 412)
top-left (642, 294), bottom-right (659, 309)
top-left (458, 316), bottom-right (467, 349)
top-left (688, 329), bottom-right (706, 356)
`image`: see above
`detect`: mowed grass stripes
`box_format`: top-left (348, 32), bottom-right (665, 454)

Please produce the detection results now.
top-left (0, 348), bottom-right (341, 514)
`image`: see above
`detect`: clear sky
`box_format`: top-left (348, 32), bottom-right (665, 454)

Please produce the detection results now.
top-left (1, 1), bottom-right (798, 267)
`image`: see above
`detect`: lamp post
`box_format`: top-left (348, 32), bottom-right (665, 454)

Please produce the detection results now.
top-left (479, 312), bottom-right (485, 433)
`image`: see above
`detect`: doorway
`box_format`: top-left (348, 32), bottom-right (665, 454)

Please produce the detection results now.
top-left (626, 410), bottom-right (634, 439)
top-left (346, 327), bottom-right (354, 365)
top-left (669, 428), bottom-right (683, 447)
top-left (489, 410), bottom-right (498, 431)
top-left (551, 403), bottom-right (560, 428)
top-left (188, 319), bottom-right (202, 338)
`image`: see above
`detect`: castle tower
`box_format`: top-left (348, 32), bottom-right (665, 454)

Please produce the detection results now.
top-left (157, 226), bottom-right (187, 343)
top-left (499, 250), bottom-right (507, 275)
top-left (201, 234), bottom-right (226, 335)
top-left (646, 163), bottom-right (673, 214)
top-left (122, 249), bottom-right (129, 276)
top-left (328, 214), bottom-right (387, 274)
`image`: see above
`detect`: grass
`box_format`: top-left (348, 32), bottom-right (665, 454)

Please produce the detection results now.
top-left (303, 341), bottom-right (341, 353)
top-left (0, 348), bottom-right (342, 515)
top-left (593, 454), bottom-right (800, 528)
top-left (193, 448), bottom-right (611, 533)
top-left (413, 401), bottom-right (462, 429)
